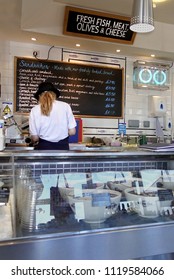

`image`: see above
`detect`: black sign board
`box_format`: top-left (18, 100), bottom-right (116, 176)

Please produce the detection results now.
top-left (14, 57), bottom-right (124, 118)
top-left (158, 189), bottom-right (174, 201)
top-left (64, 6), bottom-right (136, 44)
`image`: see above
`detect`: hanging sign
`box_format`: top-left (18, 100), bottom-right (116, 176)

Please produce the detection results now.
top-left (64, 6), bottom-right (136, 45)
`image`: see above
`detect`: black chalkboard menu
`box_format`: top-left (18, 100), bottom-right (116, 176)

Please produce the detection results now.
top-left (14, 57), bottom-right (124, 118)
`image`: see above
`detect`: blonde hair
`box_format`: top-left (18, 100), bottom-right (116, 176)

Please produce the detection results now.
top-left (39, 91), bottom-right (56, 116)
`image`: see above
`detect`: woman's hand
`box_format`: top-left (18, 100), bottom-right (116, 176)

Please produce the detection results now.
top-left (31, 135), bottom-right (39, 143)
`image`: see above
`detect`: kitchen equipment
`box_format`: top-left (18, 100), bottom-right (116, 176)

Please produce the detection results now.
top-left (106, 172), bottom-right (133, 192)
top-left (15, 167), bottom-right (32, 220)
top-left (124, 187), bottom-right (172, 218)
top-left (67, 189), bottom-right (122, 223)
top-left (138, 134), bottom-right (147, 145)
top-left (3, 114), bottom-right (30, 146)
top-left (20, 179), bottom-right (43, 232)
top-left (140, 169), bottom-right (174, 190)
top-left (0, 125), bottom-right (5, 151)
top-left (15, 166), bottom-right (43, 230)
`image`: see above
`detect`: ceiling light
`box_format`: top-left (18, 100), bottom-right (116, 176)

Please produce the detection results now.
top-left (153, 0), bottom-right (167, 3)
top-left (31, 37), bottom-right (36, 41)
top-left (130, 0), bottom-right (154, 33)
top-left (76, 44), bottom-right (80, 47)
top-left (116, 49), bottom-right (121, 53)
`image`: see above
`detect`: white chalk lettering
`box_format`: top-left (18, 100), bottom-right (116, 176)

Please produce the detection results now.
top-left (113, 22), bottom-right (129, 31)
top-left (105, 28), bottom-right (126, 38)
top-left (76, 14), bottom-right (96, 25)
top-left (96, 18), bottom-right (111, 27)
top-left (77, 23), bottom-right (99, 34)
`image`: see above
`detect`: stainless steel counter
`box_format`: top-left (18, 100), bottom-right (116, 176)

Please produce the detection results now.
top-left (1, 145), bottom-right (173, 156)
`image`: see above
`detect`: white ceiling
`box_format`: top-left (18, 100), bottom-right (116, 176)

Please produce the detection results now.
top-left (1, 0), bottom-right (174, 60)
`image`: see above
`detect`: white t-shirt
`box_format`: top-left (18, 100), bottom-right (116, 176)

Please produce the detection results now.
top-left (29, 100), bottom-right (76, 142)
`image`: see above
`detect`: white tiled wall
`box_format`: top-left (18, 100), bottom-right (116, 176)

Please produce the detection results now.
top-left (0, 40), bottom-right (174, 142)
top-left (125, 57), bottom-right (173, 139)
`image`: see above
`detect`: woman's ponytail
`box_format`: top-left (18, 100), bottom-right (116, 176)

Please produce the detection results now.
top-left (39, 91), bottom-right (56, 116)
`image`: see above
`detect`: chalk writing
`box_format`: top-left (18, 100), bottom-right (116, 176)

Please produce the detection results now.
top-left (15, 57), bottom-right (123, 118)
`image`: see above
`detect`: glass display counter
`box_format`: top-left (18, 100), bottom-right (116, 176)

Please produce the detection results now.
top-left (0, 153), bottom-right (15, 241)
top-left (1, 149), bottom-right (174, 259)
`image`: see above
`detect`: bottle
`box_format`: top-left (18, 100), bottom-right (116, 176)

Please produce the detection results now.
top-left (0, 128), bottom-right (5, 151)
top-left (138, 134), bottom-right (147, 145)
top-left (0, 120), bottom-right (5, 151)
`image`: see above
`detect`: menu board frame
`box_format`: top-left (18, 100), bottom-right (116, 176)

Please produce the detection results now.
top-left (14, 56), bottom-right (124, 118)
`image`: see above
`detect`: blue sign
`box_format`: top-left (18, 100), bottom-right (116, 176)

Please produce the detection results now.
top-left (118, 122), bottom-right (126, 135)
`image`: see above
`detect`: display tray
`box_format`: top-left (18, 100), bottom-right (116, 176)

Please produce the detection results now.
top-left (5, 146), bottom-right (34, 151)
top-left (140, 143), bottom-right (174, 151)
top-left (85, 146), bottom-right (124, 151)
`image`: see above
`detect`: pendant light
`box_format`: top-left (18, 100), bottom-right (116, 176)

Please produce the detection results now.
top-left (130, 0), bottom-right (154, 33)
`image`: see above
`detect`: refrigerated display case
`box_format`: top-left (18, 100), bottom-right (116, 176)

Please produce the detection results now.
top-left (0, 153), bottom-right (15, 241)
top-left (1, 149), bottom-right (174, 259)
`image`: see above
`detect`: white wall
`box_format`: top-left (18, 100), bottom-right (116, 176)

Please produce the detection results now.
top-left (0, 40), bottom-right (173, 142)
top-left (125, 57), bottom-right (173, 139)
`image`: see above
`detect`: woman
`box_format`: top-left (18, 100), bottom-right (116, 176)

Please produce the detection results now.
top-left (29, 81), bottom-right (76, 150)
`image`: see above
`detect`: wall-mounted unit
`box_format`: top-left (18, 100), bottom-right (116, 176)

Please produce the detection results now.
top-left (148, 96), bottom-right (167, 117)
top-left (133, 60), bottom-right (171, 90)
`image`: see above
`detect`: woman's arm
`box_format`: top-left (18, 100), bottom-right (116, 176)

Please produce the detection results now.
top-left (68, 127), bottom-right (76, 136)
top-left (29, 108), bottom-right (40, 144)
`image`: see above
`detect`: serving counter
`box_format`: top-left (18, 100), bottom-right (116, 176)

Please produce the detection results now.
top-left (1, 147), bottom-right (174, 260)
